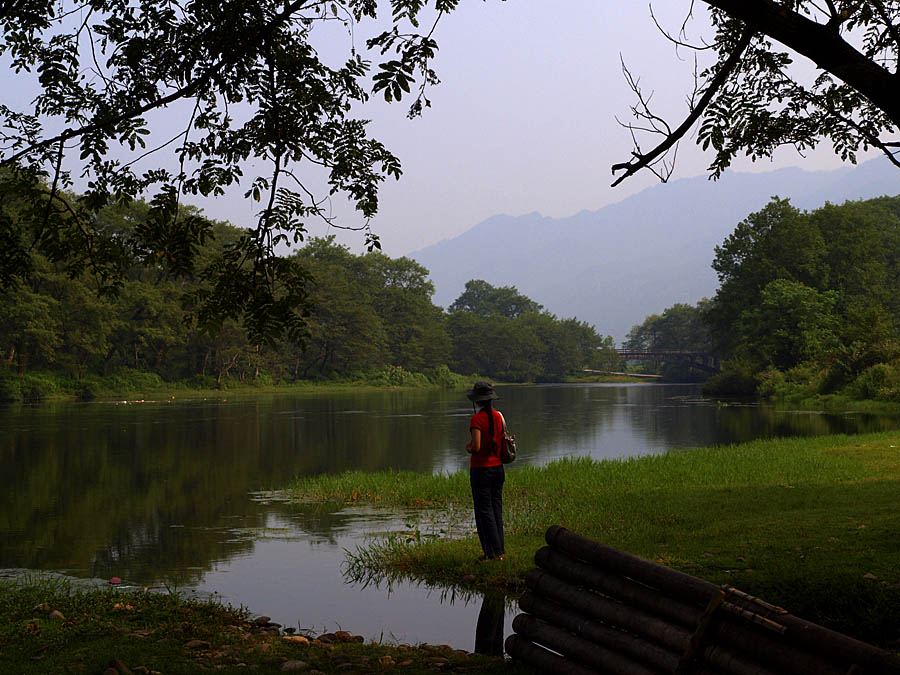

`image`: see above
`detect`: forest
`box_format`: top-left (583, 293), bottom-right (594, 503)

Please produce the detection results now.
top-left (0, 198), bottom-right (618, 401)
top-left (625, 195), bottom-right (900, 403)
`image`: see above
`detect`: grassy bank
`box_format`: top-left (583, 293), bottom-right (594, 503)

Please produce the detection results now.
top-left (0, 577), bottom-right (525, 674)
top-left (0, 365), bottom-right (475, 403)
top-left (290, 432), bottom-right (900, 648)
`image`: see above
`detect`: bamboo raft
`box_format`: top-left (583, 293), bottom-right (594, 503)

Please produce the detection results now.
top-left (505, 525), bottom-right (900, 674)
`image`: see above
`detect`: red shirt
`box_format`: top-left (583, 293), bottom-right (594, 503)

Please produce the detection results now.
top-left (469, 408), bottom-right (503, 468)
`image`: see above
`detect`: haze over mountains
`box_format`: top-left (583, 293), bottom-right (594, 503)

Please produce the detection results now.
top-left (411, 157), bottom-right (900, 343)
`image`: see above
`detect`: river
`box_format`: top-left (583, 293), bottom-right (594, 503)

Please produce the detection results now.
top-left (2, 383), bottom-right (898, 650)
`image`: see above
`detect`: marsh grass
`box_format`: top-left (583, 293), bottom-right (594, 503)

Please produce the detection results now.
top-left (292, 432), bottom-right (900, 647)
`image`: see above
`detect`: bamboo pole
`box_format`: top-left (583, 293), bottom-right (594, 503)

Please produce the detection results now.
top-left (504, 634), bottom-right (601, 675)
top-left (543, 525), bottom-right (900, 673)
top-left (512, 614), bottom-right (660, 675)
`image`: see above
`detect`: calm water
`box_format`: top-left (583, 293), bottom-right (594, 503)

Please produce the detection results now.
top-left (2, 383), bottom-right (899, 649)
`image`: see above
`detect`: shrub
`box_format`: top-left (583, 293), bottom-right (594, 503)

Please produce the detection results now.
top-left (0, 374), bottom-right (21, 402)
top-left (424, 365), bottom-right (466, 389)
top-left (20, 373), bottom-right (58, 402)
top-left (702, 367), bottom-right (759, 396)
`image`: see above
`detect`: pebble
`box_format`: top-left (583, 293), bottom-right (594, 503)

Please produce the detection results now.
top-left (184, 640), bottom-right (211, 650)
top-left (108, 659), bottom-right (133, 674)
top-left (283, 635), bottom-right (310, 646)
top-left (281, 661), bottom-right (309, 672)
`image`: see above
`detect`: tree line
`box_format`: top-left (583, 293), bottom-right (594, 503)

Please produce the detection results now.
top-left (624, 195), bottom-right (900, 402)
top-left (0, 200), bottom-right (618, 400)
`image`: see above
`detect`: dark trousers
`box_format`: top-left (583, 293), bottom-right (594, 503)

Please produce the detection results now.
top-left (470, 465), bottom-right (505, 558)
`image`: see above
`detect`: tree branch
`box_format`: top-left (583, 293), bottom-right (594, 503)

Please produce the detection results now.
top-left (700, 0), bottom-right (900, 123)
top-left (1, 0), bottom-right (312, 168)
top-left (611, 28), bottom-right (753, 187)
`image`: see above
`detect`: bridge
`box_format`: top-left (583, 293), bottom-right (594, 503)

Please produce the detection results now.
top-left (615, 349), bottom-right (720, 374)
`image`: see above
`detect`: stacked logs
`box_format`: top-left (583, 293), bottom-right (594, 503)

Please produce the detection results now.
top-left (505, 525), bottom-right (900, 674)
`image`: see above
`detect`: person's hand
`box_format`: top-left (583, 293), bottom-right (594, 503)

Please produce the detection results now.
top-left (466, 442), bottom-right (473, 454)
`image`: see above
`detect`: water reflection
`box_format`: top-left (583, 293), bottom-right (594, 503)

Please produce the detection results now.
top-left (474, 593), bottom-right (506, 656)
top-left (2, 385), bottom-right (900, 647)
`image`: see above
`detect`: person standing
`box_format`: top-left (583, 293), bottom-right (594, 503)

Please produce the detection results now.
top-left (465, 381), bottom-right (505, 561)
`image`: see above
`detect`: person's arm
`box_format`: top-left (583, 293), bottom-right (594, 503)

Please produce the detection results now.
top-left (467, 428), bottom-right (481, 454)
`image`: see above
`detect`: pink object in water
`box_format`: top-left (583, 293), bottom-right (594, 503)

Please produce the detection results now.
top-left (109, 577), bottom-right (122, 585)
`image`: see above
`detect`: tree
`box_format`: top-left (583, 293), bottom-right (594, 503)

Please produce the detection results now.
top-left (612, 1), bottom-right (900, 185)
top-left (7, 1), bottom-right (900, 344)
top-left (448, 280), bottom-right (543, 319)
top-left (0, 0), bottom-right (437, 343)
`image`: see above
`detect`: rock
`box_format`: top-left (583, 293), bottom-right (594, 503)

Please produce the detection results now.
top-left (49, 610), bottom-right (65, 621)
top-left (377, 656), bottom-right (395, 668)
top-left (350, 635), bottom-right (365, 643)
top-left (253, 616), bottom-right (271, 626)
top-left (283, 636), bottom-right (310, 646)
top-left (397, 661), bottom-right (413, 668)
top-left (281, 661), bottom-right (309, 672)
top-left (108, 659), bottom-right (133, 674)
top-left (32, 603), bottom-right (50, 613)
top-left (317, 633), bottom-right (336, 643)
top-left (254, 643), bottom-right (273, 654)
top-left (333, 630), bottom-right (352, 642)
top-left (184, 640), bottom-right (211, 650)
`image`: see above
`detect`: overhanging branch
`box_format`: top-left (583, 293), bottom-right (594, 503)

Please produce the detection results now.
top-left (611, 28), bottom-right (753, 187)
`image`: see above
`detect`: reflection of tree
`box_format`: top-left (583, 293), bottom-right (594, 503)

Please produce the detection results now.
top-left (0, 391), bottom-right (453, 583)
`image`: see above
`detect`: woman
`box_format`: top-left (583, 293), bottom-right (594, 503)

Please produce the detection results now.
top-left (465, 381), bottom-right (505, 561)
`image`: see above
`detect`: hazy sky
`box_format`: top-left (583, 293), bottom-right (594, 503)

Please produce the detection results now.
top-left (4, 1), bottom-right (873, 257)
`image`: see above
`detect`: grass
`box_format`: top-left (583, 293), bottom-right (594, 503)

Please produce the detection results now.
top-left (0, 575), bottom-right (529, 674)
top-left (289, 431), bottom-right (900, 648)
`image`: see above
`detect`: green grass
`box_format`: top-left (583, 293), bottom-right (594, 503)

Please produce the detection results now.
top-left (289, 432), bottom-right (900, 647)
top-left (0, 576), bottom-right (528, 674)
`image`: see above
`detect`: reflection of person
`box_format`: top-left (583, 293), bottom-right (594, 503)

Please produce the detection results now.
top-left (474, 593), bottom-right (505, 655)
top-left (465, 381), bottom-right (505, 561)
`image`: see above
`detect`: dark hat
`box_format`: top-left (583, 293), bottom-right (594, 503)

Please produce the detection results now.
top-left (466, 380), bottom-right (498, 402)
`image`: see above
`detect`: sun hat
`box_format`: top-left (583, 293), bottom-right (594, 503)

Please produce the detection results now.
top-left (466, 381), bottom-right (499, 402)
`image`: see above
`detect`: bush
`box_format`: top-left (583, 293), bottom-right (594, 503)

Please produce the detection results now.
top-left (20, 373), bottom-right (59, 402)
top-left (0, 373), bottom-right (21, 402)
top-left (845, 362), bottom-right (900, 401)
top-left (424, 365), bottom-right (466, 389)
top-left (702, 367), bottom-right (759, 396)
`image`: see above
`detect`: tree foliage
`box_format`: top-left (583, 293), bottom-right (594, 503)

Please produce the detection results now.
top-left (5, 1), bottom-right (900, 343)
top-left (613, 1), bottom-right (900, 185)
top-left (446, 280), bottom-right (617, 382)
top-left (705, 195), bottom-right (900, 396)
top-left (0, 0), bottom-right (444, 343)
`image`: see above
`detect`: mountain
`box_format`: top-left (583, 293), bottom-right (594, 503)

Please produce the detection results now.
top-left (410, 157), bottom-right (900, 342)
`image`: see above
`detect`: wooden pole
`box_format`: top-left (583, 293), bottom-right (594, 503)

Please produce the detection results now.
top-left (543, 526), bottom-right (900, 674)
top-left (504, 634), bottom-right (601, 675)
top-left (525, 568), bottom-right (693, 652)
top-left (535, 545), bottom-right (702, 627)
top-left (519, 592), bottom-right (682, 672)
top-left (512, 614), bottom-right (660, 675)
top-left (534, 545), bottom-right (844, 675)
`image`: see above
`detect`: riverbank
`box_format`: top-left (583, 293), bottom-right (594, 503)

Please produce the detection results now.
top-left (0, 368), bottom-right (655, 404)
top-left (290, 431), bottom-right (900, 649)
top-left (0, 577), bottom-right (527, 674)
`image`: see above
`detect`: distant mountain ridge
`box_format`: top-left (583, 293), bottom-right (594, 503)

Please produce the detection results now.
top-left (410, 157), bottom-right (900, 342)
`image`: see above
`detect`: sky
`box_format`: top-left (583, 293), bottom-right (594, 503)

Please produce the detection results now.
top-left (3, 1), bottom-right (874, 258)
